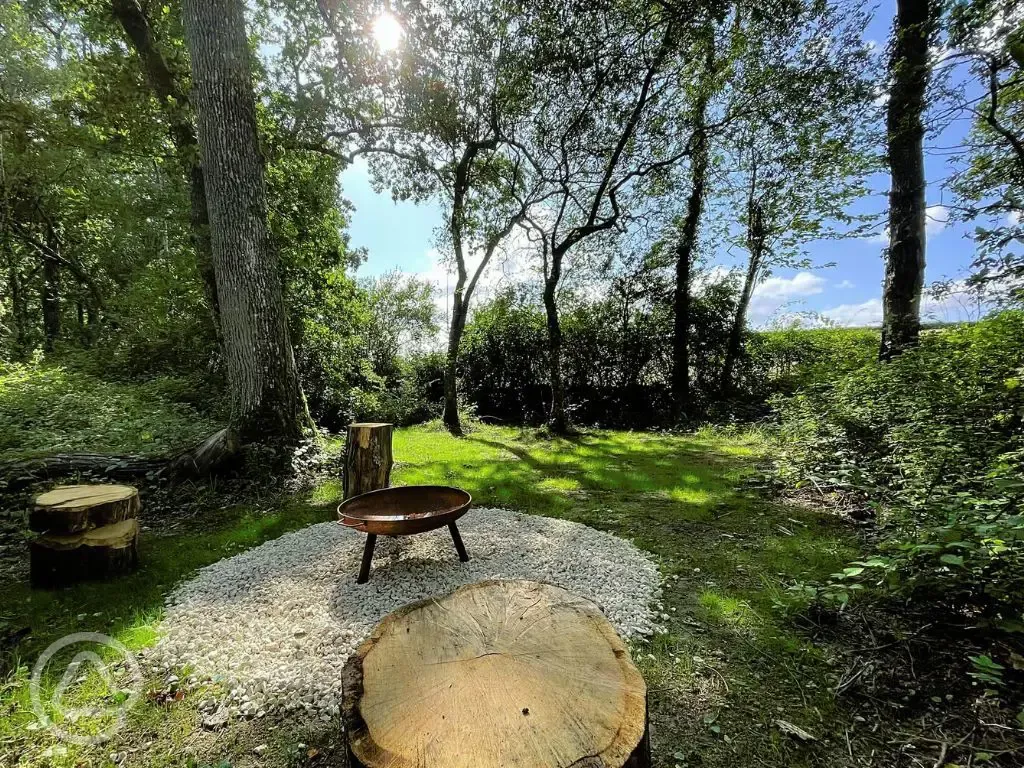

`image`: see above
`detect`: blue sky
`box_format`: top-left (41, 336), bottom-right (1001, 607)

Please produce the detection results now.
top-left (339, 1), bottom-right (986, 329)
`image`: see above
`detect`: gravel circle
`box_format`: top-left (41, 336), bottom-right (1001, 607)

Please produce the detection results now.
top-left (151, 508), bottom-right (661, 720)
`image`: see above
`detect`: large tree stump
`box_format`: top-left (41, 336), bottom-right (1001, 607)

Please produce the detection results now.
top-left (343, 423), bottom-right (393, 500)
top-left (30, 484), bottom-right (140, 533)
top-left (30, 519), bottom-right (140, 587)
top-left (341, 580), bottom-right (651, 768)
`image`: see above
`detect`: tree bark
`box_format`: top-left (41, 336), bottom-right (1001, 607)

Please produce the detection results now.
top-left (438, 142), bottom-right (524, 437)
top-left (441, 293), bottom-right (469, 436)
top-left (671, 125), bottom-right (709, 422)
top-left (543, 269), bottom-right (569, 434)
top-left (722, 201), bottom-right (766, 395)
top-left (30, 519), bottom-right (140, 588)
top-left (31, 484), bottom-right (140, 534)
top-left (182, 0), bottom-right (305, 443)
top-left (9, 263), bottom-right (28, 357)
top-left (41, 254), bottom-right (60, 351)
top-left (111, 0), bottom-right (220, 332)
top-left (343, 423), bottom-right (393, 499)
top-left (672, 39), bottom-right (716, 423)
top-left (880, 0), bottom-right (934, 361)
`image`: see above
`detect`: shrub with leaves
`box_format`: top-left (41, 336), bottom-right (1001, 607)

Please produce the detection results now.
top-left (774, 311), bottom-right (1024, 629)
top-left (0, 361), bottom-right (222, 458)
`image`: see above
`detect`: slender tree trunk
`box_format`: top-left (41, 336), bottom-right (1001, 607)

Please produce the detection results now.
top-left (722, 202), bottom-right (765, 395)
top-left (442, 291), bottom-right (469, 436)
top-left (671, 127), bottom-right (709, 421)
top-left (9, 264), bottom-right (27, 357)
top-left (880, 0), bottom-right (934, 361)
top-left (182, 0), bottom-right (305, 442)
top-left (672, 34), bottom-right (717, 423)
top-left (41, 254), bottom-right (60, 352)
top-left (112, 0), bottom-right (220, 334)
top-left (543, 266), bottom-right (569, 434)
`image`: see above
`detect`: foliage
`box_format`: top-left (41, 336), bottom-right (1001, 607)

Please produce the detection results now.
top-left (0, 360), bottom-right (221, 458)
top-left (744, 326), bottom-right (879, 397)
top-left (947, 0), bottom-right (1024, 305)
top-left (458, 278), bottom-right (784, 427)
top-left (773, 312), bottom-right (1024, 627)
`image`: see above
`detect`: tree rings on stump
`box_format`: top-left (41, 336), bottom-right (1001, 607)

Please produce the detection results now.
top-left (341, 579), bottom-right (651, 768)
top-left (343, 423), bottom-right (394, 500)
top-left (30, 519), bottom-right (140, 588)
top-left (31, 484), bottom-right (140, 534)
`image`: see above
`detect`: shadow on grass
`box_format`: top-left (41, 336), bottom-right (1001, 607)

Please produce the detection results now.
top-left (1, 424), bottom-right (865, 768)
top-left (1, 491), bottom-right (339, 665)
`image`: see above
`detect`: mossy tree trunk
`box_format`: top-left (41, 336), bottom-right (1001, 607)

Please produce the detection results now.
top-left (880, 0), bottom-right (935, 361)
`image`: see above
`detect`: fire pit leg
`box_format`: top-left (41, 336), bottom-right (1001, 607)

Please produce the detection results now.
top-left (357, 534), bottom-right (377, 584)
top-left (448, 522), bottom-right (469, 562)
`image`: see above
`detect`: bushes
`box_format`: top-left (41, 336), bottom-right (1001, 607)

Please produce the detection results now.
top-left (745, 326), bottom-right (879, 396)
top-left (773, 311), bottom-right (1024, 627)
top-left (0, 361), bottom-right (222, 458)
top-left (457, 285), bottom-right (883, 427)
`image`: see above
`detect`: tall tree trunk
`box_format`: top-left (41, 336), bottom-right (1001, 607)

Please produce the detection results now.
top-left (880, 0), bottom-right (934, 361)
top-left (722, 202), bottom-right (766, 395)
top-left (543, 269), bottom-right (568, 434)
top-left (9, 263), bottom-right (27, 357)
top-left (672, 35), bottom-right (717, 423)
top-left (182, 0), bottom-right (305, 442)
top-left (112, 0), bottom-right (220, 334)
top-left (442, 291), bottom-right (469, 436)
top-left (41, 254), bottom-right (60, 352)
top-left (671, 125), bottom-right (709, 422)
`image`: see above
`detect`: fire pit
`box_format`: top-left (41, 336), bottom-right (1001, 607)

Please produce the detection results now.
top-left (337, 485), bottom-right (472, 583)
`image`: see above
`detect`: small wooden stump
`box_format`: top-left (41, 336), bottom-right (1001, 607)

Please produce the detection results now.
top-left (30, 519), bottom-right (140, 587)
top-left (341, 580), bottom-right (651, 768)
top-left (344, 423), bottom-right (394, 500)
top-left (31, 484), bottom-right (140, 534)
top-left (29, 484), bottom-right (141, 587)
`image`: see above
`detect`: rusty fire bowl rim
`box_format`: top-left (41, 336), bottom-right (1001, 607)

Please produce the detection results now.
top-left (336, 485), bottom-right (473, 536)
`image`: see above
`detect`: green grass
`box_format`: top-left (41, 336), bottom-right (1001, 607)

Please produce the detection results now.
top-left (1, 423), bottom-right (868, 768)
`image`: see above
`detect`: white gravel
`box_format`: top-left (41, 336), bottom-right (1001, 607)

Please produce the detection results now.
top-left (151, 508), bottom-right (661, 720)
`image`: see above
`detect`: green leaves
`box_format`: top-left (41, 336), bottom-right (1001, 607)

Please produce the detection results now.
top-left (773, 311), bottom-right (1024, 632)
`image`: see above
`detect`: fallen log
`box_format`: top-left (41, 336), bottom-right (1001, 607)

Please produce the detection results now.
top-left (1, 428), bottom-right (241, 491)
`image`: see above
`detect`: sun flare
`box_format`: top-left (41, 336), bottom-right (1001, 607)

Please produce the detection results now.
top-left (373, 12), bottom-right (403, 52)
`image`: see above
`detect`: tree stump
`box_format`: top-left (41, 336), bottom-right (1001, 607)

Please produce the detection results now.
top-left (30, 484), bottom-right (140, 533)
top-left (29, 484), bottom-right (141, 587)
top-left (30, 519), bottom-right (140, 587)
top-left (343, 423), bottom-right (393, 500)
top-left (341, 580), bottom-right (651, 768)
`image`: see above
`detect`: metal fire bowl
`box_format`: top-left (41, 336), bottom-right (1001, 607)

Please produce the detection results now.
top-left (337, 485), bottom-right (472, 536)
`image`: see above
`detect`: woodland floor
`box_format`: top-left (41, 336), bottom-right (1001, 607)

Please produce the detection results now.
top-left (1, 410), bottom-right (1021, 766)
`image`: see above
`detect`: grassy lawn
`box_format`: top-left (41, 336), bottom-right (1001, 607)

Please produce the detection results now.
top-left (2, 423), bottom-right (873, 767)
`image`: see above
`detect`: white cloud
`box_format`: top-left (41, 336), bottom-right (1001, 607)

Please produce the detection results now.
top-left (410, 227), bottom-right (543, 334)
top-left (819, 297), bottom-right (884, 327)
top-left (754, 272), bottom-right (827, 300)
top-left (837, 279), bottom-right (856, 289)
top-left (747, 271), bottom-right (828, 326)
top-left (820, 280), bottom-right (996, 328)
top-left (926, 205), bottom-right (950, 235)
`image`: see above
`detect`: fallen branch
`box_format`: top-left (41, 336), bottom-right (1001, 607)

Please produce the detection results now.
top-left (1, 428), bottom-right (241, 491)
